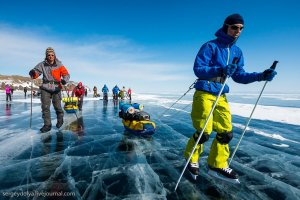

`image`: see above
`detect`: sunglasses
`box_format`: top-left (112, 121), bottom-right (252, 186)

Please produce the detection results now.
top-left (228, 25), bottom-right (244, 31)
top-left (47, 54), bottom-right (55, 57)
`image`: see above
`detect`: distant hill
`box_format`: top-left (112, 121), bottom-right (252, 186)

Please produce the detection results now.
top-left (0, 74), bottom-right (87, 91)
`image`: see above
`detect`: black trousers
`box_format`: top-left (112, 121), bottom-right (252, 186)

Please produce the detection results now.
top-left (6, 93), bottom-right (11, 101)
top-left (41, 89), bottom-right (64, 126)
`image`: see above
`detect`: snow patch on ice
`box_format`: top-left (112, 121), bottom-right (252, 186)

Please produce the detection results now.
top-left (230, 102), bottom-right (300, 126)
top-left (133, 93), bottom-right (300, 126)
top-left (232, 123), bottom-right (300, 144)
top-left (272, 143), bottom-right (289, 148)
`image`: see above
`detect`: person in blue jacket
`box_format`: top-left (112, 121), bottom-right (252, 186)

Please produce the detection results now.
top-left (112, 85), bottom-right (120, 100)
top-left (102, 84), bottom-right (109, 101)
top-left (184, 14), bottom-right (277, 181)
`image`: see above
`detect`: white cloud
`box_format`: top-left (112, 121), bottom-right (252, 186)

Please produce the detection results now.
top-left (0, 24), bottom-right (192, 92)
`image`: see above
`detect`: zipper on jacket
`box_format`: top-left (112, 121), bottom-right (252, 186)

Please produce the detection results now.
top-left (226, 45), bottom-right (230, 65)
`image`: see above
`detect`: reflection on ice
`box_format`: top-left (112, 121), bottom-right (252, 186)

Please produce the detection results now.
top-left (0, 92), bottom-right (300, 199)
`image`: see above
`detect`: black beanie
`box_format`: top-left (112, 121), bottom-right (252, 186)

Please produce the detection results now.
top-left (222, 14), bottom-right (244, 32)
top-left (224, 14), bottom-right (244, 25)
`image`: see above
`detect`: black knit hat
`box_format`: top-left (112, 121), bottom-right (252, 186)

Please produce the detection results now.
top-left (224, 14), bottom-right (244, 25)
top-left (222, 14), bottom-right (244, 32)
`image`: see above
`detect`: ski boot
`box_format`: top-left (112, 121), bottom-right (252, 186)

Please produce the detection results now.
top-left (187, 161), bottom-right (199, 180)
top-left (208, 166), bottom-right (240, 184)
top-left (40, 125), bottom-right (51, 133)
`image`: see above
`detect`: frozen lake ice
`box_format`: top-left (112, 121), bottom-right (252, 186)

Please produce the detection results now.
top-left (0, 91), bottom-right (299, 199)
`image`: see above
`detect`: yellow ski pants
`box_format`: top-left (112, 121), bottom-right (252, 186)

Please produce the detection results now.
top-left (184, 90), bottom-right (232, 168)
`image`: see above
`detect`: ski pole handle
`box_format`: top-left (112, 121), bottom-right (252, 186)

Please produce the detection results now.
top-left (270, 60), bottom-right (279, 70)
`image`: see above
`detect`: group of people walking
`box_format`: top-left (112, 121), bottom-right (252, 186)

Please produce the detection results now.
top-left (92, 84), bottom-right (132, 101)
top-left (26, 13), bottom-right (278, 185)
top-left (4, 85), bottom-right (37, 100)
top-left (27, 47), bottom-right (133, 133)
top-left (112, 85), bottom-right (132, 101)
top-left (4, 84), bottom-right (39, 101)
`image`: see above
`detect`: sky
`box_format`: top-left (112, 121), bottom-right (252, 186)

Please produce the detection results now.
top-left (0, 0), bottom-right (299, 93)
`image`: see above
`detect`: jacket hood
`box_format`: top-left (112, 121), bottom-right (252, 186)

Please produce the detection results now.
top-left (215, 28), bottom-right (238, 46)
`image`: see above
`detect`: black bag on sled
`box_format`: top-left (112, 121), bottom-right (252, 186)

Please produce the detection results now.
top-left (119, 110), bottom-right (150, 121)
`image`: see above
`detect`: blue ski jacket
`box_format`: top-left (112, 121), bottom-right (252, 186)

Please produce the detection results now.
top-left (112, 86), bottom-right (120, 95)
top-left (193, 28), bottom-right (264, 95)
top-left (102, 85), bottom-right (109, 94)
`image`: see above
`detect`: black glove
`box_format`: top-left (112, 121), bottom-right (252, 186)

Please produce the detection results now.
top-left (223, 63), bottom-right (238, 76)
top-left (261, 69), bottom-right (277, 81)
top-left (29, 70), bottom-right (35, 78)
top-left (61, 79), bottom-right (67, 85)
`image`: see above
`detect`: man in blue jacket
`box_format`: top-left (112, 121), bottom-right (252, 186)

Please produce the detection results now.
top-left (184, 14), bottom-right (277, 181)
top-left (112, 85), bottom-right (120, 100)
top-left (102, 84), bottom-right (109, 101)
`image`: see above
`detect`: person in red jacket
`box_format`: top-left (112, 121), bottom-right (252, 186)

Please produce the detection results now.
top-left (72, 82), bottom-right (85, 111)
top-left (127, 88), bottom-right (132, 101)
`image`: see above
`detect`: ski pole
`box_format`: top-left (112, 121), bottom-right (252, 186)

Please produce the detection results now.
top-left (74, 109), bottom-right (79, 120)
top-left (174, 102), bottom-right (193, 115)
top-left (174, 76), bottom-right (229, 191)
top-left (30, 79), bottom-right (33, 128)
top-left (158, 80), bottom-right (197, 119)
top-left (174, 57), bottom-right (239, 191)
top-left (229, 60), bottom-right (278, 165)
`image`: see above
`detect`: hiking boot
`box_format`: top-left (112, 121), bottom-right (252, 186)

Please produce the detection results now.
top-left (40, 125), bottom-right (51, 133)
top-left (209, 167), bottom-right (238, 179)
top-left (187, 161), bottom-right (199, 180)
top-left (56, 119), bottom-right (64, 129)
top-left (188, 162), bottom-right (199, 175)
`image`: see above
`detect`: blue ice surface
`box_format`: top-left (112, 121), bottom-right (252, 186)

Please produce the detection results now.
top-left (0, 92), bottom-right (299, 200)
